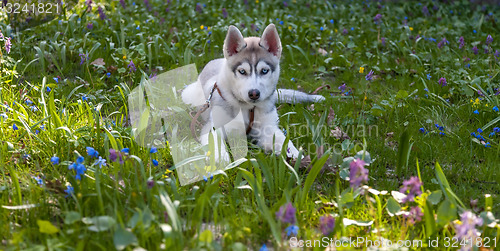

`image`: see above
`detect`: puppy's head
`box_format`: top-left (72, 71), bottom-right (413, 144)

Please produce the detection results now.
top-left (223, 24), bottom-right (282, 104)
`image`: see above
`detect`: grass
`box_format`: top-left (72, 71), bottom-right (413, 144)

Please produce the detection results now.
top-left (1, 0), bottom-right (500, 249)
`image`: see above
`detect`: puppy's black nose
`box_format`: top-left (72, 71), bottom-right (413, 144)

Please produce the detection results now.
top-left (248, 89), bottom-right (260, 100)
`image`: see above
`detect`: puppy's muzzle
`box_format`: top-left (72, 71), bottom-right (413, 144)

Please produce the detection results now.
top-left (248, 89), bottom-right (260, 101)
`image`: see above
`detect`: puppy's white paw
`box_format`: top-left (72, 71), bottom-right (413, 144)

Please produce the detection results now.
top-left (313, 95), bottom-right (326, 102)
top-left (286, 144), bottom-right (301, 159)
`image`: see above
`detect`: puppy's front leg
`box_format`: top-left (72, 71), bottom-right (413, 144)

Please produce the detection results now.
top-left (257, 126), bottom-right (300, 159)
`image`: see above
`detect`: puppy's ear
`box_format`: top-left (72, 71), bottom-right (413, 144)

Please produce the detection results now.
top-left (224, 25), bottom-right (246, 58)
top-left (260, 24), bottom-right (282, 58)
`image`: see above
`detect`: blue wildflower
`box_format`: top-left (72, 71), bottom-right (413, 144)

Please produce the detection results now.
top-left (473, 110), bottom-right (479, 114)
top-left (471, 132), bottom-right (476, 137)
top-left (86, 147), bottom-right (99, 158)
top-left (330, 19), bottom-right (334, 24)
top-left (106, 72), bottom-right (111, 78)
top-left (121, 148), bottom-right (130, 153)
top-left (64, 185), bottom-right (74, 197)
top-left (13, 124), bottom-right (18, 130)
top-left (51, 156), bottom-right (60, 165)
top-left (150, 147), bottom-right (158, 153)
top-left (94, 156), bottom-right (107, 168)
top-left (285, 225), bottom-right (299, 237)
top-left (152, 159), bottom-right (159, 166)
top-left (427, 74), bottom-right (431, 80)
top-left (485, 142), bottom-right (491, 147)
top-left (489, 132), bottom-right (495, 137)
top-left (493, 106), bottom-right (499, 112)
top-left (439, 132), bottom-right (446, 136)
top-left (419, 128), bottom-right (426, 133)
top-left (82, 95), bottom-right (88, 102)
top-left (259, 244), bottom-right (268, 251)
top-left (53, 77), bottom-right (58, 83)
top-left (494, 127), bottom-right (500, 133)
top-left (46, 87), bottom-right (51, 93)
top-left (477, 128), bottom-right (483, 133)
top-left (34, 176), bottom-right (43, 185)
top-left (77, 156), bottom-right (84, 164)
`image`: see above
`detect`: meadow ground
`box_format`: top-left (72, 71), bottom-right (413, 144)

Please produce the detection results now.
top-left (0, 0), bottom-right (500, 250)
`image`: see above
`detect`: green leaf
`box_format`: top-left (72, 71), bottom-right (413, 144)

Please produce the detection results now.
top-left (436, 199), bottom-right (457, 228)
top-left (396, 90), bottom-right (409, 99)
top-left (427, 190), bottom-right (443, 205)
top-left (113, 227), bottom-right (138, 251)
top-left (424, 200), bottom-right (437, 238)
top-left (64, 211), bottom-right (81, 225)
top-left (434, 162), bottom-right (457, 207)
top-left (396, 130), bottom-right (411, 175)
top-left (82, 216), bottom-right (116, 232)
top-left (386, 197), bottom-right (401, 217)
top-left (37, 220), bottom-right (59, 234)
top-left (199, 229), bottom-right (213, 244)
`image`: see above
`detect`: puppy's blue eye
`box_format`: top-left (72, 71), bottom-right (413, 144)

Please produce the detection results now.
top-left (261, 69), bottom-right (269, 75)
top-left (238, 69), bottom-right (247, 75)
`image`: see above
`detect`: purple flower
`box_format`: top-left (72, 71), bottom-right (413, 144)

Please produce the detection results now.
top-left (349, 159), bottom-right (368, 188)
top-left (86, 0), bottom-right (92, 11)
top-left (399, 176), bottom-right (422, 203)
top-left (373, 14), bottom-right (382, 23)
top-left (404, 206), bottom-right (423, 225)
top-left (144, 0), bottom-right (151, 11)
top-left (109, 149), bottom-right (118, 162)
top-left (365, 70), bottom-right (374, 81)
top-left (195, 3), bottom-right (203, 13)
top-left (283, 1), bottom-right (288, 7)
top-left (437, 37), bottom-right (448, 49)
top-left (381, 37), bottom-right (386, 46)
top-left (5, 37), bottom-right (11, 54)
top-left (97, 6), bottom-right (106, 20)
top-left (438, 77), bottom-right (447, 86)
top-left (455, 211), bottom-right (483, 241)
top-left (342, 28), bottom-right (348, 35)
top-left (458, 36), bottom-right (465, 49)
top-left (222, 8), bottom-right (227, 18)
top-left (338, 83), bottom-right (346, 91)
top-left (319, 215), bottom-right (335, 235)
top-left (422, 6), bottom-right (430, 16)
top-left (147, 179), bottom-right (155, 189)
top-left (486, 35), bottom-right (493, 45)
top-left (79, 53), bottom-right (88, 65)
top-left (128, 60), bottom-right (136, 72)
top-left (276, 202), bottom-right (296, 224)
top-left (472, 46), bottom-right (478, 55)
top-left (120, 0), bottom-right (126, 8)
top-left (86, 22), bottom-right (93, 29)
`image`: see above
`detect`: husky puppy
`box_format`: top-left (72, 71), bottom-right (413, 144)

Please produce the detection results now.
top-left (182, 24), bottom-right (324, 160)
